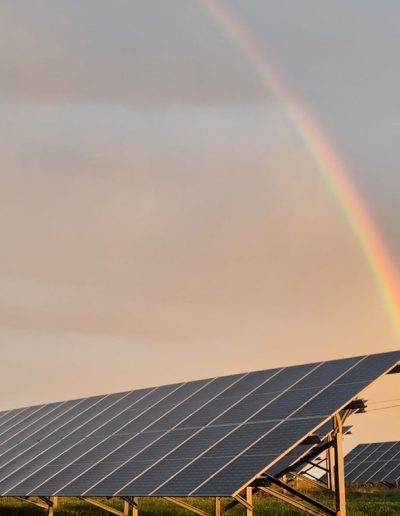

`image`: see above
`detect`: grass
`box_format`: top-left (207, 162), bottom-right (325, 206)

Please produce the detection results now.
top-left (0, 488), bottom-right (399, 515)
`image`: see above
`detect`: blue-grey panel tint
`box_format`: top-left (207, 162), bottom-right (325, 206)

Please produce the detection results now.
top-left (194, 419), bottom-right (317, 496)
top-left (0, 406), bottom-right (45, 436)
top-left (0, 401), bottom-right (81, 451)
top-left (0, 350), bottom-right (398, 497)
top-left (344, 441), bottom-right (400, 484)
top-left (153, 457), bottom-right (231, 497)
top-left (383, 463), bottom-right (400, 482)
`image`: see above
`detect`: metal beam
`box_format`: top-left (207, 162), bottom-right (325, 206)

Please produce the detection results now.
top-left (288, 470), bottom-right (330, 492)
top-left (275, 440), bottom-right (333, 479)
top-left (326, 435), bottom-right (335, 491)
top-left (123, 499), bottom-right (129, 515)
top-left (164, 497), bottom-right (212, 516)
top-left (245, 487), bottom-right (253, 516)
top-left (122, 496), bottom-right (138, 516)
top-left (220, 495), bottom-right (250, 514)
top-left (260, 476), bottom-right (335, 515)
top-left (39, 497), bottom-right (55, 516)
top-left (214, 497), bottom-right (221, 516)
top-left (80, 497), bottom-right (127, 516)
top-left (232, 489), bottom-right (253, 514)
top-left (258, 485), bottom-right (326, 516)
top-left (333, 414), bottom-right (346, 516)
top-left (14, 497), bottom-right (49, 510)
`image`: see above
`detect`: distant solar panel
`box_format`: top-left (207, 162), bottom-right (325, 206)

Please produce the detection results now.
top-left (345, 441), bottom-right (400, 484)
top-left (0, 351), bottom-right (398, 498)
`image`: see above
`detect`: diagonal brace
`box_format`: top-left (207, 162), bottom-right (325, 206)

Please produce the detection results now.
top-left (258, 485), bottom-right (326, 516)
top-left (80, 497), bottom-right (127, 516)
top-left (164, 497), bottom-right (212, 516)
top-left (256, 475), bottom-right (335, 515)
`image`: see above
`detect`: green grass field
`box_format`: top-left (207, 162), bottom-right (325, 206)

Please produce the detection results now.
top-left (0, 488), bottom-right (398, 515)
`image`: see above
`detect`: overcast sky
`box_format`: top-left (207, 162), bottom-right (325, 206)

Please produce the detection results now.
top-left (0, 0), bottom-right (399, 447)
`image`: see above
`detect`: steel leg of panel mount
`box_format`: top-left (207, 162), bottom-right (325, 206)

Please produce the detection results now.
top-left (214, 497), bottom-right (221, 516)
top-left (245, 487), bottom-right (253, 516)
top-left (326, 435), bottom-right (335, 491)
top-left (37, 497), bottom-right (55, 516)
top-left (122, 496), bottom-right (139, 516)
top-left (333, 413), bottom-right (346, 516)
top-left (123, 499), bottom-right (129, 515)
top-left (233, 487), bottom-right (253, 516)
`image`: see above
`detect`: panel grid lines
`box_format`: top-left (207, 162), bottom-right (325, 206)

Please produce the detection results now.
top-left (34, 379), bottom-right (214, 495)
top-left (189, 355), bottom-right (367, 495)
top-left (0, 400), bottom-right (70, 449)
top-left (0, 350), bottom-right (398, 497)
top-left (146, 363), bottom-right (323, 496)
top-left (0, 396), bottom-right (93, 468)
top-left (352, 442), bottom-right (398, 483)
top-left (79, 373), bottom-right (251, 496)
top-left (344, 441), bottom-right (400, 483)
top-left (3, 385), bottom-right (184, 496)
top-left (111, 369), bottom-right (286, 496)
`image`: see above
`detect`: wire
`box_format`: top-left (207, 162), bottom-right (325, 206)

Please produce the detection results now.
top-left (367, 403), bottom-right (400, 412)
top-left (368, 398), bottom-right (400, 404)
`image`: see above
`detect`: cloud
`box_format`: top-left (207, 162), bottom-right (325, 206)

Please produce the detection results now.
top-left (0, 0), bottom-right (398, 445)
top-left (0, 0), bottom-right (265, 106)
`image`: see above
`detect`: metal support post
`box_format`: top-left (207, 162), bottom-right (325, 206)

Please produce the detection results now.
top-left (38, 497), bottom-right (55, 516)
top-left (122, 496), bottom-right (138, 516)
top-left (333, 413), bottom-right (346, 516)
top-left (131, 497), bottom-right (138, 516)
top-left (326, 435), bottom-right (335, 491)
top-left (245, 486), bottom-right (253, 516)
top-left (214, 497), bottom-right (221, 516)
top-left (233, 488), bottom-right (254, 515)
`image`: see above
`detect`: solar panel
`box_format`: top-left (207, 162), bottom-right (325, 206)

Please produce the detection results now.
top-left (345, 441), bottom-right (400, 484)
top-left (0, 350), bottom-right (397, 498)
top-left (263, 420), bottom-right (353, 479)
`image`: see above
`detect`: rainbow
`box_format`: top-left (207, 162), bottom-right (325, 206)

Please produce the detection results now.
top-left (200, 0), bottom-right (400, 340)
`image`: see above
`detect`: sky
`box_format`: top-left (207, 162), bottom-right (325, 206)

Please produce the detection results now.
top-left (0, 0), bottom-right (399, 452)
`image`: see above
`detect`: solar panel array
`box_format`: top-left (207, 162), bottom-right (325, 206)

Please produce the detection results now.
top-left (0, 351), bottom-right (398, 498)
top-left (264, 420), bottom-right (353, 479)
top-left (345, 441), bottom-right (400, 484)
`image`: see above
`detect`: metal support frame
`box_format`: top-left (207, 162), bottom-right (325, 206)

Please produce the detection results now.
top-left (245, 412), bottom-right (348, 516)
top-left (122, 496), bottom-right (138, 516)
top-left (7, 416), bottom-right (348, 516)
top-left (14, 497), bottom-right (51, 511)
top-left (38, 497), bottom-right (56, 516)
top-left (3, 406), bottom-right (357, 516)
top-left (326, 435), bottom-right (335, 490)
top-left (258, 476), bottom-right (335, 515)
top-left (333, 414), bottom-right (346, 516)
top-left (80, 497), bottom-right (131, 516)
top-left (164, 497), bottom-right (212, 516)
top-left (288, 470), bottom-right (330, 492)
top-left (258, 485), bottom-right (328, 516)
top-left (232, 486), bottom-right (253, 515)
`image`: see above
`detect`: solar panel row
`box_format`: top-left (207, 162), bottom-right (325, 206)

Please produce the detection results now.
top-left (0, 350), bottom-right (398, 497)
top-left (345, 441), bottom-right (400, 483)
